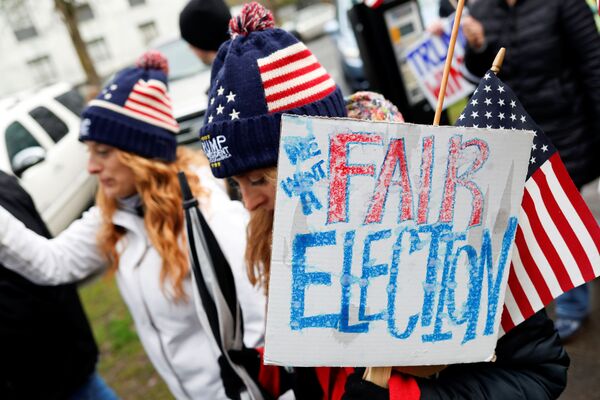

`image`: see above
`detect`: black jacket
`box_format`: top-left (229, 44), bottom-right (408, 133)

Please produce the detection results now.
top-left (0, 172), bottom-right (98, 399)
top-left (464, 0), bottom-right (600, 187)
top-left (267, 311), bottom-right (568, 399)
top-left (417, 310), bottom-right (569, 399)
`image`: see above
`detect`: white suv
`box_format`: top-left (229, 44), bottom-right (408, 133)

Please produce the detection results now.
top-left (0, 82), bottom-right (96, 235)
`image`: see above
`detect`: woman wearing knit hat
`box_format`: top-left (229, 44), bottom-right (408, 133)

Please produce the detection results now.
top-left (200, 4), bottom-right (568, 398)
top-left (0, 51), bottom-right (265, 399)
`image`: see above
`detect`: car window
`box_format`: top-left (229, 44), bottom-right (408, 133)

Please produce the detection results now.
top-left (5, 121), bottom-right (42, 167)
top-left (155, 38), bottom-right (209, 81)
top-left (29, 106), bottom-right (69, 142)
top-left (55, 88), bottom-right (85, 117)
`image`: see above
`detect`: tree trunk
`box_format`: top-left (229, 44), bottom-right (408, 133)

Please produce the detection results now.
top-left (54, 0), bottom-right (100, 88)
top-left (262, 0), bottom-right (278, 15)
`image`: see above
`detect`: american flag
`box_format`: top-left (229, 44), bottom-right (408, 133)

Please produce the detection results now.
top-left (456, 70), bottom-right (600, 333)
top-left (89, 78), bottom-right (179, 133)
top-left (257, 42), bottom-right (336, 113)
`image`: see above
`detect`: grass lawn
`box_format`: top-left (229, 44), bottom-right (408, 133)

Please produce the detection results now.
top-left (79, 276), bottom-right (174, 400)
top-left (447, 97), bottom-right (468, 125)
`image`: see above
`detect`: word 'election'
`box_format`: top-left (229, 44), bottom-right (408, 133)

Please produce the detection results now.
top-left (282, 132), bottom-right (489, 228)
top-left (290, 219), bottom-right (517, 344)
top-left (279, 130), bottom-right (514, 345)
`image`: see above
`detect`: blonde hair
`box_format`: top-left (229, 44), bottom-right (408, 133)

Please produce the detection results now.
top-left (96, 147), bottom-right (207, 301)
top-left (245, 167), bottom-right (277, 295)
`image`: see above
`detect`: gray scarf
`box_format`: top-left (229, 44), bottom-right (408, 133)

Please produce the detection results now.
top-left (117, 194), bottom-right (144, 216)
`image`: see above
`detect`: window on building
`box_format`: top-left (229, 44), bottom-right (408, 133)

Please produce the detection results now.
top-left (29, 107), bottom-right (69, 143)
top-left (5, 121), bottom-right (43, 174)
top-left (76, 2), bottom-right (94, 22)
top-left (27, 55), bottom-right (56, 84)
top-left (129, 0), bottom-right (146, 6)
top-left (86, 37), bottom-right (111, 63)
top-left (4, 0), bottom-right (37, 41)
top-left (138, 21), bottom-right (159, 45)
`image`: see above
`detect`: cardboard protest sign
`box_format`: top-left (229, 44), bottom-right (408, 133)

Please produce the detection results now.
top-left (403, 17), bottom-right (475, 110)
top-left (264, 115), bottom-right (534, 367)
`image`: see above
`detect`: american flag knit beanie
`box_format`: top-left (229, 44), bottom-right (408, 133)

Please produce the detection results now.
top-left (199, 2), bottom-right (346, 178)
top-left (79, 51), bottom-right (179, 162)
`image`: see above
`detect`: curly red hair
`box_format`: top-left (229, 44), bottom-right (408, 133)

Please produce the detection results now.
top-left (96, 147), bottom-right (207, 301)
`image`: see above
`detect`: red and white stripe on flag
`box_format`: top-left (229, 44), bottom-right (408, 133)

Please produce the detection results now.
top-left (500, 153), bottom-right (600, 334)
top-left (257, 42), bottom-right (336, 113)
top-left (124, 79), bottom-right (179, 132)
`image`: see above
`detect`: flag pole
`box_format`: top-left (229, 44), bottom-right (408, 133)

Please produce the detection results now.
top-left (483, 46), bottom-right (505, 365)
top-left (364, 0), bottom-right (467, 388)
top-left (363, 366), bottom-right (393, 389)
top-left (433, 0), bottom-right (467, 125)
top-left (491, 47), bottom-right (506, 75)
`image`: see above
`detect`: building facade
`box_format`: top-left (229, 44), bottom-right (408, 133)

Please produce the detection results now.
top-left (0, 0), bottom-right (189, 97)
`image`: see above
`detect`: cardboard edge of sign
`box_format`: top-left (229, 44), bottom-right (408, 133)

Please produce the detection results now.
top-left (279, 113), bottom-right (537, 139)
top-left (262, 345), bottom-right (498, 367)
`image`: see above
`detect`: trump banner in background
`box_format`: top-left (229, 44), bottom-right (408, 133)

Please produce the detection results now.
top-left (403, 17), bottom-right (474, 110)
top-left (264, 115), bottom-right (533, 367)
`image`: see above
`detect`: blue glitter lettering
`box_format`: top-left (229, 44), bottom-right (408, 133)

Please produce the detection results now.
top-left (290, 231), bottom-right (339, 330)
top-left (359, 229), bottom-right (392, 321)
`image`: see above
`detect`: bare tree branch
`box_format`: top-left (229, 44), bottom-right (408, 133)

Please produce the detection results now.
top-left (53, 0), bottom-right (100, 87)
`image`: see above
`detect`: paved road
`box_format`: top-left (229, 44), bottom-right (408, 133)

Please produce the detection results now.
top-left (307, 34), bottom-right (600, 399)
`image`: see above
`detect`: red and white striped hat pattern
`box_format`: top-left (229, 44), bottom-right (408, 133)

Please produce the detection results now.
top-left (87, 77), bottom-right (178, 133)
top-left (257, 41), bottom-right (337, 113)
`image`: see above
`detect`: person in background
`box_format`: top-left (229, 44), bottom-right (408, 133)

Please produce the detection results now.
top-left (200, 3), bottom-right (569, 399)
top-left (179, 0), bottom-right (232, 66)
top-left (462, 0), bottom-right (600, 343)
top-left (0, 171), bottom-right (116, 400)
top-left (0, 51), bottom-right (265, 400)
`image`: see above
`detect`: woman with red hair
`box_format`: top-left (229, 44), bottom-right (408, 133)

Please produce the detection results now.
top-left (0, 51), bottom-right (265, 400)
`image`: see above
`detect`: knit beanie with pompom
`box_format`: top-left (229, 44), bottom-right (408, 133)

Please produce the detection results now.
top-left (199, 2), bottom-right (347, 178)
top-left (79, 50), bottom-right (179, 162)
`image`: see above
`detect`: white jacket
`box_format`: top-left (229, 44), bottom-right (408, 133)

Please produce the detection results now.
top-left (0, 167), bottom-right (266, 400)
